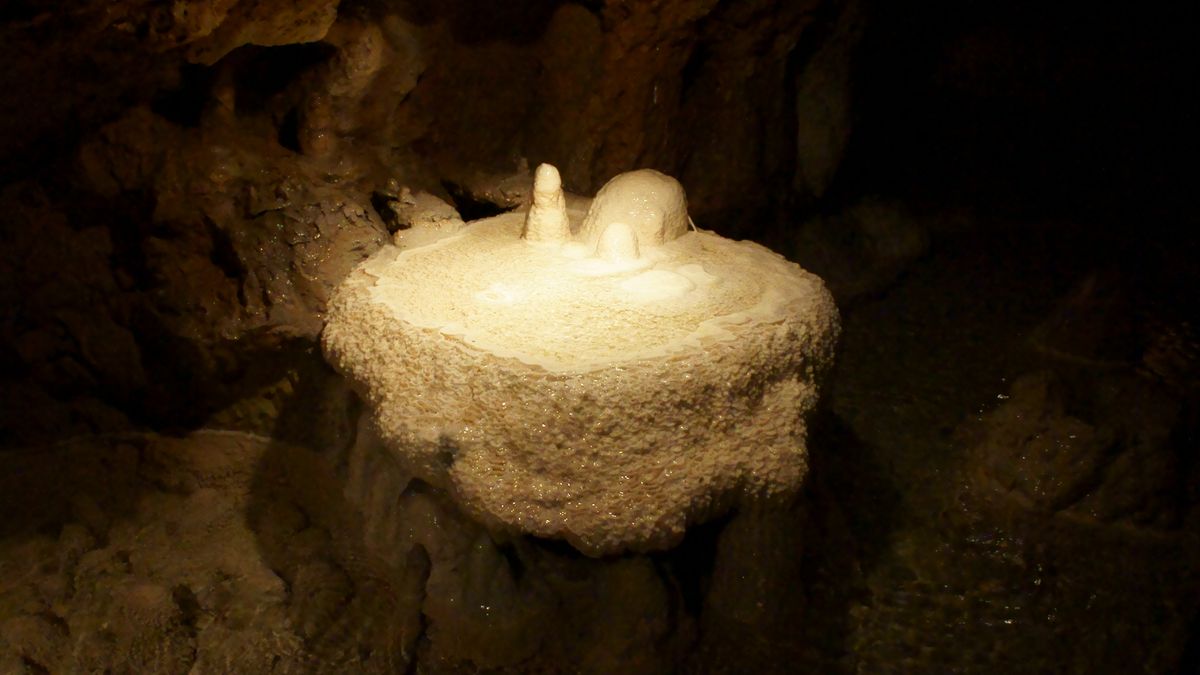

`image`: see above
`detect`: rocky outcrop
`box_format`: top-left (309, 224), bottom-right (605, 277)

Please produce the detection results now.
top-left (958, 370), bottom-right (1197, 530)
top-left (0, 426), bottom-right (689, 674)
top-left (2, 102), bottom-right (389, 437)
top-left (956, 268), bottom-right (1199, 531)
top-left (1, 0), bottom-right (866, 441)
top-left (323, 182), bottom-right (839, 554)
top-left (185, 0), bottom-right (341, 65)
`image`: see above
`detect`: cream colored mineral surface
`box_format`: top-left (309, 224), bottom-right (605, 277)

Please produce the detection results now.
top-left (322, 166), bottom-right (839, 555)
top-left (579, 168), bottom-right (690, 247)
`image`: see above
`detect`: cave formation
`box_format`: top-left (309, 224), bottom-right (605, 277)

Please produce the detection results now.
top-left (0, 0), bottom-right (1196, 673)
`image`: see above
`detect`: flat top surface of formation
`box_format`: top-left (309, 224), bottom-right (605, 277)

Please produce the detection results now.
top-left (361, 212), bottom-right (820, 371)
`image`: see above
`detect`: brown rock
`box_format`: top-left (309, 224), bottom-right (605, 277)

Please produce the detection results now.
top-left (794, 0), bottom-right (863, 201)
top-left (959, 371), bottom-right (1195, 530)
top-left (186, 0), bottom-right (340, 65)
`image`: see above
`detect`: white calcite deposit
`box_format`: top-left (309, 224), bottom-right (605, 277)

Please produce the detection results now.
top-left (579, 168), bottom-right (690, 247)
top-left (322, 164), bottom-right (839, 555)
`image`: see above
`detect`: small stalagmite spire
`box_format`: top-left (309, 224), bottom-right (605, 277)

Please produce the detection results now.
top-left (522, 163), bottom-right (570, 243)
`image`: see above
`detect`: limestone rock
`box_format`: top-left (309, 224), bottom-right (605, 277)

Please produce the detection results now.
top-left (958, 371), bottom-right (1196, 530)
top-left (323, 174), bottom-right (839, 555)
top-left (186, 0), bottom-right (340, 65)
top-left (0, 423), bottom-right (696, 673)
top-left (386, 188), bottom-right (465, 235)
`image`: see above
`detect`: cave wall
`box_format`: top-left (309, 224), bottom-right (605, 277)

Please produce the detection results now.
top-left (1, 1), bottom-right (1197, 673)
top-left (0, 0), bottom-right (865, 443)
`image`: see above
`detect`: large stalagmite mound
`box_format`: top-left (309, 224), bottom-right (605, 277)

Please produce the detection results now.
top-left (323, 167), bottom-right (839, 555)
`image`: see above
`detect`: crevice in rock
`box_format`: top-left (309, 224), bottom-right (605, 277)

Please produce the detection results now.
top-left (654, 512), bottom-right (731, 618)
top-left (276, 106), bottom-right (303, 154)
top-left (202, 215), bottom-right (246, 283)
top-left (226, 43), bottom-right (337, 115)
top-left (679, 44), bottom-right (710, 99)
top-left (440, 180), bottom-right (517, 221)
top-left (150, 63), bottom-right (213, 129)
top-left (369, 191), bottom-right (405, 233)
top-left (405, 545), bottom-right (432, 675)
top-left (19, 656), bottom-right (50, 675)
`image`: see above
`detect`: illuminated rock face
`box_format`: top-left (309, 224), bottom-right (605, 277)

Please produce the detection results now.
top-left (323, 166), bottom-right (839, 555)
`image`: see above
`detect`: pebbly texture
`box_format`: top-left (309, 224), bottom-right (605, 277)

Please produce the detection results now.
top-left (323, 206), bottom-right (839, 555)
